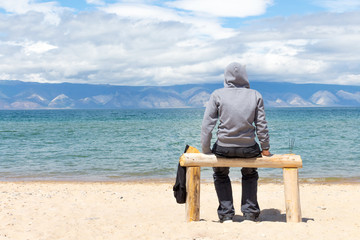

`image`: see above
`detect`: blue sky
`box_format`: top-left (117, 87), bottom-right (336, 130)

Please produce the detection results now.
top-left (0, 0), bottom-right (360, 86)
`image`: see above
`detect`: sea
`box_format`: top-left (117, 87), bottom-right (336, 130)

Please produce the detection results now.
top-left (0, 107), bottom-right (359, 182)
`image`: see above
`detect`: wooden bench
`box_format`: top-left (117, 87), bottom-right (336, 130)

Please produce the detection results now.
top-left (179, 146), bottom-right (303, 223)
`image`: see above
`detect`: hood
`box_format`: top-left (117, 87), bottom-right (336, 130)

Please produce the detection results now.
top-left (224, 62), bottom-right (250, 88)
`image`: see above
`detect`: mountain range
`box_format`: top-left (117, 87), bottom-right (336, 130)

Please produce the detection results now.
top-left (0, 80), bottom-right (360, 109)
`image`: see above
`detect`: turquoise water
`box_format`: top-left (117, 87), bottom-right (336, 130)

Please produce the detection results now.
top-left (0, 108), bottom-right (359, 182)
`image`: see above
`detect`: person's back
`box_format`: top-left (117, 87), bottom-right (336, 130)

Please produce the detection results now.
top-left (201, 62), bottom-right (270, 223)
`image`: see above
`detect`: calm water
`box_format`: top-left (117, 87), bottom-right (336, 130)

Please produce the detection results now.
top-left (0, 108), bottom-right (359, 182)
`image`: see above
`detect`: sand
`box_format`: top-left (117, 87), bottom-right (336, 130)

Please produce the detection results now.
top-left (0, 181), bottom-right (359, 240)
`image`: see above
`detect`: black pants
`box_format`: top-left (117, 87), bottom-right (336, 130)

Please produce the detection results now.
top-left (212, 142), bottom-right (261, 220)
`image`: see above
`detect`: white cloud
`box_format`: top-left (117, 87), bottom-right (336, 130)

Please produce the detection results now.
top-left (332, 74), bottom-right (360, 85)
top-left (0, 0), bottom-right (67, 25)
top-left (0, 1), bottom-right (359, 86)
top-left (101, 3), bottom-right (178, 21)
top-left (0, 73), bottom-right (11, 80)
top-left (23, 73), bottom-right (49, 83)
top-left (86, 0), bottom-right (106, 5)
top-left (241, 40), bottom-right (327, 76)
top-left (100, 3), bottom-right (236, 39)
top-left (24, 41), bottom-right (58, 55)
top-left (167, 0), bottom-right (273, 17)
top-left (2, 40), bottom-right (58, 57)
top-left (315, 0), bottom-right (360, 12)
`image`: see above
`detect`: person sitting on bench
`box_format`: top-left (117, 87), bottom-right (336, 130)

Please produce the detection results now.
top-left (201, 62), bottom-right (271, 223)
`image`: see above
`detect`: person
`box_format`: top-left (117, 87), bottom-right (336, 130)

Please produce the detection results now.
top-left (201, 62), bottom-right (270, 223)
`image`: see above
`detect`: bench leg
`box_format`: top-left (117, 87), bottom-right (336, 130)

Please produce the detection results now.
top-left (185, 166), bottom-right (201, 222)
top-left (283, 168), bottom-right (302, 223)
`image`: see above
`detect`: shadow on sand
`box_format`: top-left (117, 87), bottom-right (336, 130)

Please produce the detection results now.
top-left (231, 208), bottom-right (314, 223)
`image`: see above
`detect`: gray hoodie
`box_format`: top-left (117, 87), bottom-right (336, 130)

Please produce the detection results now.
top-left (201, 62), bottom-right (270, 154)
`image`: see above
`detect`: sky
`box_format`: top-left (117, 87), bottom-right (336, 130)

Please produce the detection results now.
top-left (0, 0), bottom-right (360, 86)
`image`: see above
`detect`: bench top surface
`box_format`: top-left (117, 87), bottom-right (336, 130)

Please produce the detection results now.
top-left (180, 153), bottom-right (302, 168)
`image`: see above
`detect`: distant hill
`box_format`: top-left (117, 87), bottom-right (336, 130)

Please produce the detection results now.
top-left (0, 80), bottom-right (360, 109)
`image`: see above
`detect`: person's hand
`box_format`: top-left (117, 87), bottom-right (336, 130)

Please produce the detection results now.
top-left (261, 149), bottom-right (271, 156)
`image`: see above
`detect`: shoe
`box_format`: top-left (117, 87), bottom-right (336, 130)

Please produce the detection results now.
top-left (220, 216), bottom-right (233, 223)
top-left (243, 213), bottom-right (259, 222)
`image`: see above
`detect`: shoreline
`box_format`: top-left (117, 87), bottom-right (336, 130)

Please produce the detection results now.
top-left (1, 176), bottom-right (360, 184)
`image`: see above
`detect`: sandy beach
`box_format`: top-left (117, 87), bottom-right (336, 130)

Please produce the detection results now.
top-left (0, 181), bottom-right (359, 240)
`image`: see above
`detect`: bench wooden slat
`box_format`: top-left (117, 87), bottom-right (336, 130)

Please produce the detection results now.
top-left (180, 153), bottom-right (302, 168)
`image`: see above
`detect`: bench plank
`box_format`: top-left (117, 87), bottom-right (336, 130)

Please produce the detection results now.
top-left (180, 153), bottom-right (302, 168)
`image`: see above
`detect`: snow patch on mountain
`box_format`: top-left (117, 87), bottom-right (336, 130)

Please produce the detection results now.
top-left (182, 87), bottom-right (204, 99)
top-left (139, 95), bottom-right (186, 108)
top-left (11, 101), bottom-right (41, 109)
top-left (266, 98), bottom-right (289, 107)
top-left (336, 90), bottom-right (360, 103)
top-left (49, 94), bottom-right (74, 108)
top-left (92, 94), bottom-right (114, 105)
top-left (188, 91), bottom-right (211, 107)
top-left (27, 94), bottom-right (48, 105)
top-left (79, 97), bottom-right (93, 104)
top-left (310, 91), bottom-right (339, 106)
top-left (288, 95), bottom-right (313, 106)
top-left (27, 93), bottom-right (46, 102)
top-left (0, 91), bottom-right (9, 99)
